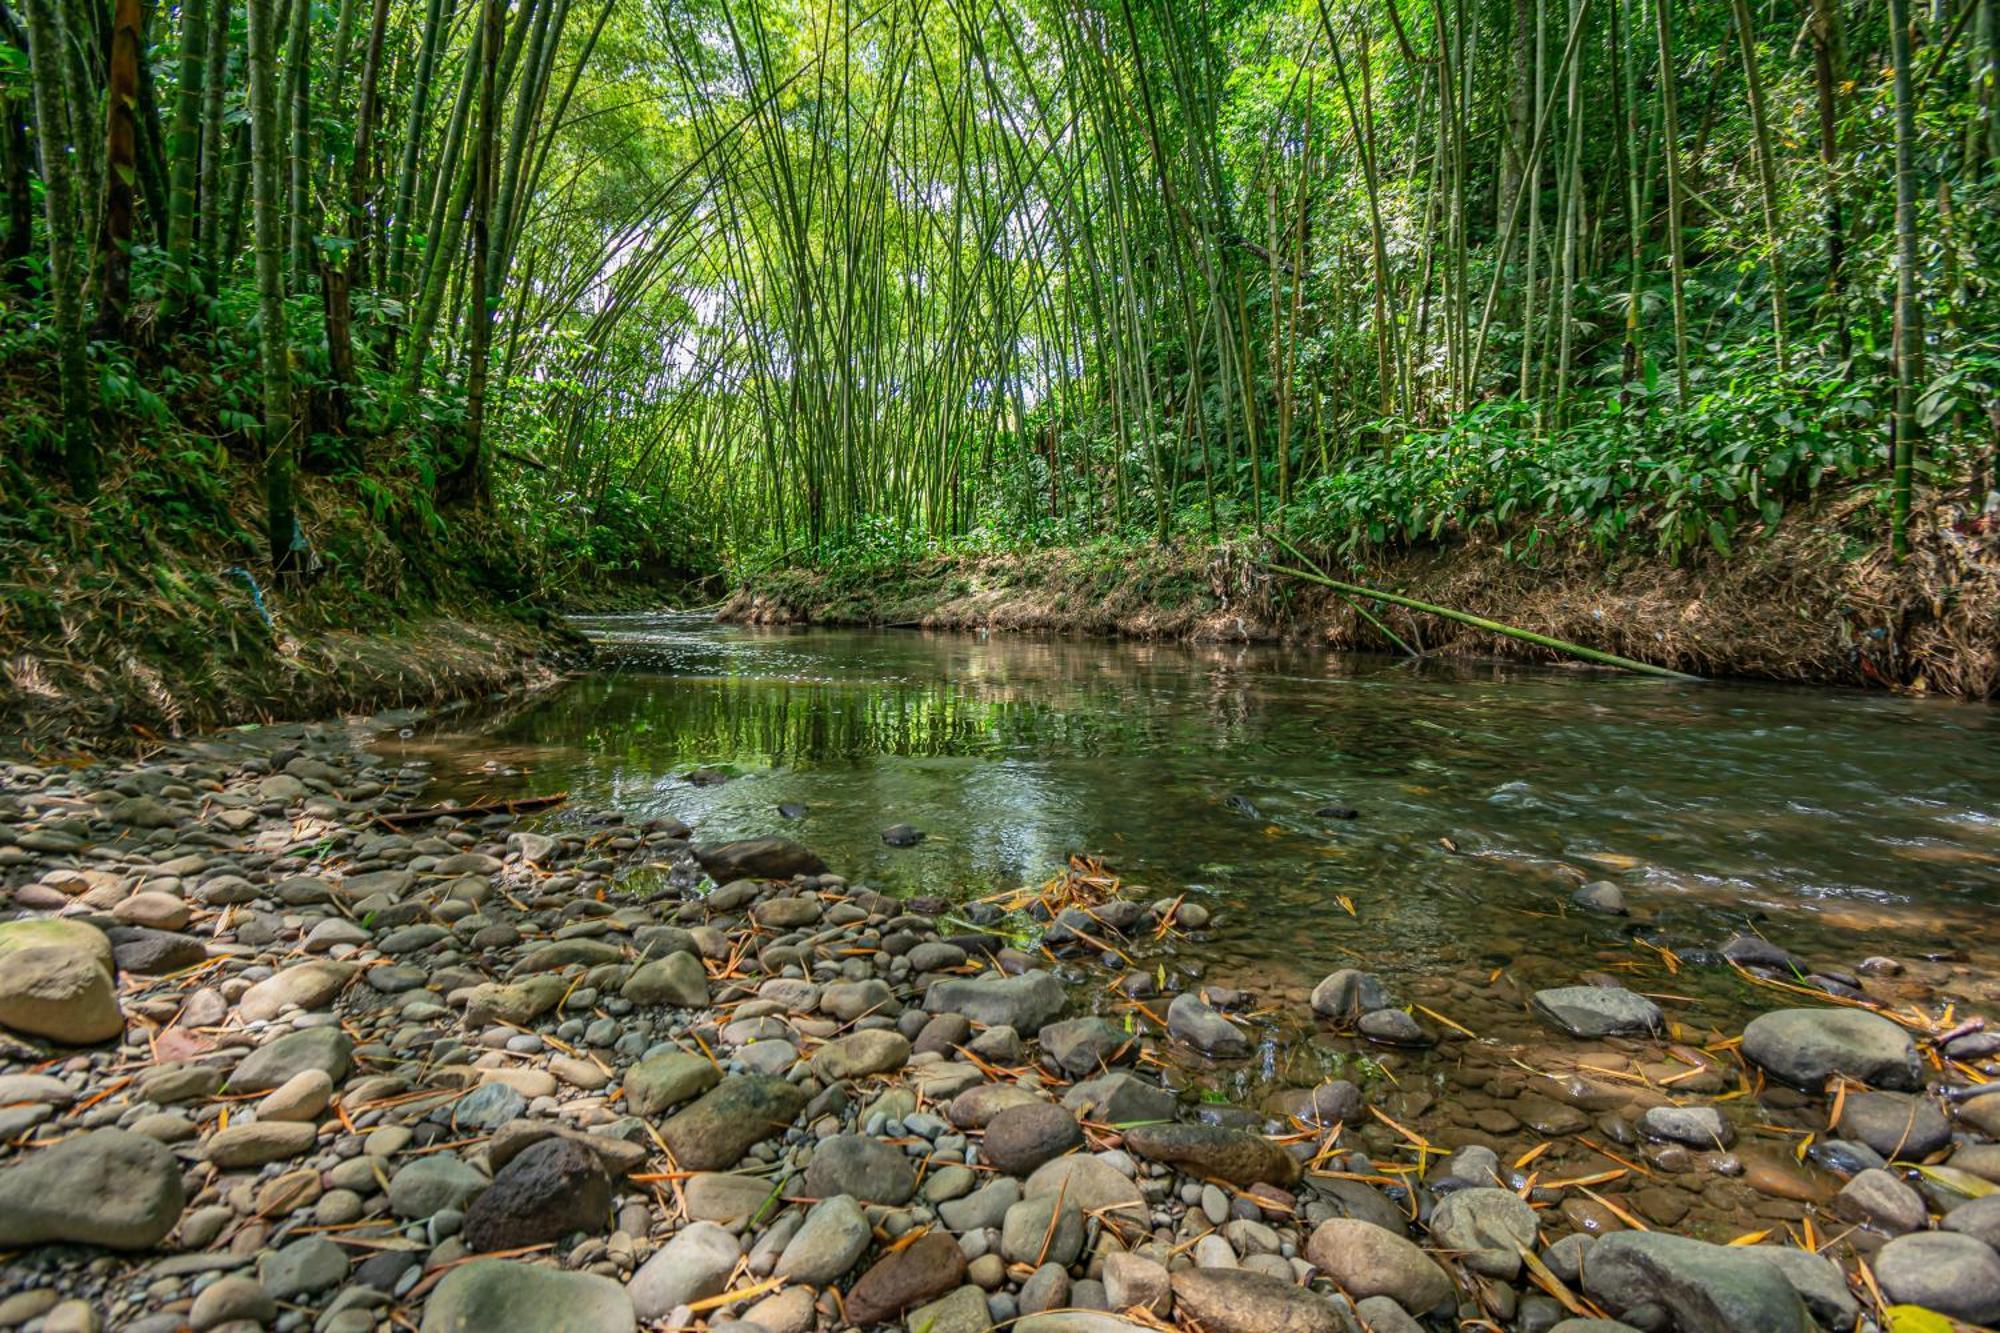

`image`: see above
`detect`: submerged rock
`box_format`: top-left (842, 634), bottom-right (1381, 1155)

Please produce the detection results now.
top-left (1531, 985), bottom-right (1661, 1038)
top-left (691, 837), bottom-right (827, 881)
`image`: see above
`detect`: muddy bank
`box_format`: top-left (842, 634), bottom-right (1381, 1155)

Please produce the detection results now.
top-left (723, 492), bottom-right (2000, 698)
top-left (1, 610), bottom-right (588, 756)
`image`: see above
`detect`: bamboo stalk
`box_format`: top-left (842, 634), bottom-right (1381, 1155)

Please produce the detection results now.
top-left (1268, 562), bottom-right (1702, 680)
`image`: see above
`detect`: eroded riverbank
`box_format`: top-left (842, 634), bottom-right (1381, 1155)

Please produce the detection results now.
top-left (721, 493), bottom-right (2000, 697)
top-left (2, 707), bottom-right (2000, 1332)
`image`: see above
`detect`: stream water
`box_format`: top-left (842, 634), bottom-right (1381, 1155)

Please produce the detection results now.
top-left (382, 613), bottom-right (2000, 1225)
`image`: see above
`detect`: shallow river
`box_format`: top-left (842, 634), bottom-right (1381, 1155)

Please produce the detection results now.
top-left (382, 613), bottom-right (2000, 1234)
top-left (401, 610), bottom-right (1999, 973)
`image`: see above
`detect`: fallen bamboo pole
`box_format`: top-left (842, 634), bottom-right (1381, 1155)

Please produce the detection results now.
top-left (1267, 562), bottom-right (1703, 681)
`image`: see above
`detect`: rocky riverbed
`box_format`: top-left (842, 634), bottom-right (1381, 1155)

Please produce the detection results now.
top-left (2, 719), bottom-right (1998, 1333)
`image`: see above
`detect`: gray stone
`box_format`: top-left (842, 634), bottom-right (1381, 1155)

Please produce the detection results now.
top-left (1836, 1168), bottom-right (1926, 1234)
top-left (982, 1102), bottom-right (1084, 1176)
top-left (387, 1155), bottom-right (489, 1218)
top-left (228, 1027), bottom-right (354, 1093)
top-left (661, 1076), bottom-right (808, 1171)
top-left (804, 1133), bottom-right (916, 1204)
top-left (1531, 986), bottom-right (1661, 1038)
top-left (1171, 1268), bottom-right (1348, 1333)
top-left (1062, 1072), bottom-right (1177, 1127)
top-left (626, 1221), bottom-right (740, 1321)
top-left (1309, 969), bottom-right (1393, 1021)
top-left (1039, 1017), bottom-right (1134, 1077)
top-left (0, 1129), bottom-right (185, 1249)
top-left (1429, 1187), bottom-right (1538, 1279)
top-left (0, 918), bottom-right (121, 1044)
top-left (1638, 1106), bottom-right (1733, 1149)
top-left (1834, 1091), bottom-right (1951, 1160)
top-left (776, 1195), bottom-right (871, 1284)
top-left (422, 1259), bottom-right (635, 1333)
top-left (1579, 1231), bottom-right (1811, 1333)
top-left (622, 953), bottom-right (710, 1008)
top-left (1002, 1196), bottom-right (1085, 1267)
top-left (925, 971), bottom-right (1066, 1031)
top-left (1305, 1218), bottom-right (1451, 1314)
top-left (1873, 1231), bottom-right (2000, 1325)
top-left (692, 838), bottom-right (827, 881)
top-left (1740, 1008), bottom-right (1921, 1091)
top-left (1168, 993), bottom-right (1250, 1058)
top-left (259, 1237), bottom-right (347, 1300)
top-left (1122, 1123), bottom-right (1299, 1187)
top-left (811, 1029), bottom-right (910, 1080)
top-left (621, 1050), bottom-right (720, 1118)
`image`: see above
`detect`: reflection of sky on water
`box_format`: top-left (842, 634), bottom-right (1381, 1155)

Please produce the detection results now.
top-left (384, 612), bottom-right (2000, 995)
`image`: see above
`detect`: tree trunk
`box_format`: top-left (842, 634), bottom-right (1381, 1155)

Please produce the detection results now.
top-left (23, 0), bottom-right (94, 491)
top-left (248, 0), bottom-right (297, 570)
top-left (1888, 0), bottom-right (1922, 558)
top-left (443, 0), bottom-right (502, 506)
top-left (195, 0), bottom-right (229, 295)
top-left (162, 0), bottom-right (206, 319)
top-left (93, 0), bottom-right (142, 340)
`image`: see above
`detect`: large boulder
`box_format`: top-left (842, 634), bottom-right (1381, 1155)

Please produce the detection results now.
top-left (1579, 1231), bottom-right (1812, 1333)
top-left (0, 1129), bottom-right (185, 1249)
top-left (0, 918), bottom-right (122, 1044)
top-left (1740, 1009), bottom-right (1921, 1091)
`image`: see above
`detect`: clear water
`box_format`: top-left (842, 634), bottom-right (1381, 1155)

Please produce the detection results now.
top-left (379, 612), bottom-right (2000, 1233)
top-left (394, 613), bottom-right (2000, 989)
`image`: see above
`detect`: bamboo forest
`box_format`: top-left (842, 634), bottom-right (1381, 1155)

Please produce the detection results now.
top-left (6, 1), bottom-right (2000, 1328)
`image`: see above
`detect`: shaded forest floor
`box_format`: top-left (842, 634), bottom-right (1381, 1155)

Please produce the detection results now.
top-left (723, 487), bottom-right (2000, 699)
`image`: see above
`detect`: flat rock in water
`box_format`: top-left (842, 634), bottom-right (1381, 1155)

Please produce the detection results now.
top-left (1309, 969), bottom-right (1393, 1021)
top-left (1834, 1091), bottom-right (1950, 1159)
top-left (1171, 1267), bottom-right (1349, 1333)
top-left (1579, 1231), bottom-right (1812, 1333)
top-left (659, 1075), bottom-right (807, 1171)
top-left (421, 1259), bottom-right (635, 1333)
top-left (692, 837), bottom-right (827, 881)
top-left (1531, 985), bottom-right (1662, 1038)
top-left (0, 1129), bottom-right (185, 1250)
top-left (1122, 1123), bottom-right (1299, 1188)
top-left (1167, 993), bottom-right (1250, 1058)
top-left (1740, 1008), bottom-right (1921, 1090)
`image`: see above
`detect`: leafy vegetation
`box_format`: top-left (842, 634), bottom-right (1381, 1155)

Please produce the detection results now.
top-left (1, 0), bottom-right (1996, 619)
